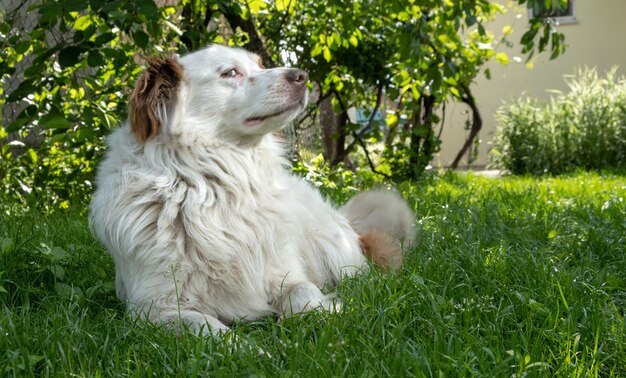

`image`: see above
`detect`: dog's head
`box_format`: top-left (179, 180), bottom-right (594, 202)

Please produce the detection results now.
top-left (128, 45), bottom-right (308, 145)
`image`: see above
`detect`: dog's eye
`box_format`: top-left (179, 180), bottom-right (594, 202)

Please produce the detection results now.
top-left (221, 68), bottom-right (242, 78)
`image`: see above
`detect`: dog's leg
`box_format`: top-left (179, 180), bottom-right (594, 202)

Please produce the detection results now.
top-left (114, 269), bottom-right (128, 302)
top-left (156, 309), bottom-right (230, 336)
top-left (157, 309), bottom-right (265, 354)
top-left (278, 281), bottom-right (341, 317)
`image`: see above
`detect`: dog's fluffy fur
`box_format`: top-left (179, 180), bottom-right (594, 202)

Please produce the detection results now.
top-left (89, 45), bottom-right (415, 335)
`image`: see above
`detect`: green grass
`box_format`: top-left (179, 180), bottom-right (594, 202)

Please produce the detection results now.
top-left (1, 172), bottom-right (625, 377)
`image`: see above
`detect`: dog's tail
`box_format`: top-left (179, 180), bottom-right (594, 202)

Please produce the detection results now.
top-left (339, 189), bottom-right (416, 271)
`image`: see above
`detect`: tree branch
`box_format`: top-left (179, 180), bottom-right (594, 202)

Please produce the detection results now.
top-left (436, 102), bottom-right (446, 140)
top-left (218, 2), bottom-right (275, 67)
top-left (267, 0), bottom-right (294, 43)
top-left (449, 83), bottom-right (482, 169)
top-left (294, 90), bottom-right (333, 130)
top-left (384, 93), bottom-right (406, 148)
top-left (334, 83), bottom-right (384, 164)
top-left (356, 133), bottom-right (392, 179)
top-left (331, 88), bottom-right (348, 113)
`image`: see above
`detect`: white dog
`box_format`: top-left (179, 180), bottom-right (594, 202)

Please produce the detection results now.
top-left (89, 45), bottom-right (415, 336)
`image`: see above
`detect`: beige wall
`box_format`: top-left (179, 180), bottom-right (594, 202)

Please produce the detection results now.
top-left (435, 0), bottom-right (626, 168)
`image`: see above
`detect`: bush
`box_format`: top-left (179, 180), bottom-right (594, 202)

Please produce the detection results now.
top-left (490, 67), bottom-right (626, 175)
top-left (0, 136), bottom-right (98, 214)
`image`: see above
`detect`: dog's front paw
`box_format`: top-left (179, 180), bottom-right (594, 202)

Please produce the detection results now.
top-left (220, 331), bottom-right (268, 357)
top-left (279, 281), bottom-right (342, 317)
top-left (319, 292), bottom-right (342, 313)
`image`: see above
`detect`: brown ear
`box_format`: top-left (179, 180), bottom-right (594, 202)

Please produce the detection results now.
top-left (128, 57), bottom-right (184, 142)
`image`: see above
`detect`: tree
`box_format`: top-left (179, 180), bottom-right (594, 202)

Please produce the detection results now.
top-left (241, 0), bottom-right (567, 178)
top-left (0, 0), bottom-right (566, 209)
top-left (190, 0), bottom-right (568, 178)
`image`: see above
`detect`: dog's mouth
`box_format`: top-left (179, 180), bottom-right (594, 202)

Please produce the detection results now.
top-left (244, 99), bottom-right (305, 127)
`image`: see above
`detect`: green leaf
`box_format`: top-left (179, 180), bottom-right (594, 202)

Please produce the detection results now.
top-left (55, 282), bottom-right (83, 299)
top-left (6, 80), bottom-right (37, 103)
top-left (48, 265), bottom-right (66, 280)
top-left (75, 128), bottom-right (95, 142)
top-left (136, 0), bottom-right (159, 18)
top-left (87, 51), bottom-right (106, 67)
top-left (349, 35), bottom-right (358, 47)
top-left (397, 11), bottom-right (410, 22)
top-left (412, 125), bottom-right (430, 137)
top-left (38, 2), bottom-right (62, 24)
top-left (94, 32), bottom-right (116, 46)
top-left (411, 85), bottom-right (420, 100)
top-left (427, 65), bottom-right (443, 92)
top-left (133, 30), bottom-right (150, 49)
top-left (539, 25), bottom-right (550, 51)
top-left (42, 115), bottom-right (71, 130)
top-left (311, 43), bottom-right (323, 57)
top-left (521, 22), bottom-right (541, 45)
top-left (58, 46), bottom-right (83, 68)
top-left (386, 113), bottom-right (398, 126)
top-left (50, 246), bottom-right (70, 261)
top-left (276, 0), bottom-right (296, 13)
top-left (6, 105), bottom-right (37, 132)
top-left (322, 46), bottom-right (331, 62)
top-left (73, 15), bottom-right (92, 31)
top-left (466, 14), bottom-right (477, 26)
top-left (27, 148), bottom-right (38, 165)
top-left (64, 0), bottom-right (86, 12)
top-left (247, 0), bottom-right (267, 15)
top-left (14, 40), bottom-right (32, 54)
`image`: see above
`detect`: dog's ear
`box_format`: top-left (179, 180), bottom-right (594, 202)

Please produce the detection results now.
top-left (128, 57), bottom-right (184, 143)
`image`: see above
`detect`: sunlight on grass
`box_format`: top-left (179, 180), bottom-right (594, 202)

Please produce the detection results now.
top-left (1, 172), bottom-right (624, 376)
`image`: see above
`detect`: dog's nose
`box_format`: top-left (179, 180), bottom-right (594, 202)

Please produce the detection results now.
top-left (285, 69), bottom-right (308, 85)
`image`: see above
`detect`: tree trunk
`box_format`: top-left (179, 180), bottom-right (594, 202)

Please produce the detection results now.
top-left (320, 97), bottom-right (339, 162)
top-left (332, 112), bottom-right (349, 166)
top-left (449, 84), bottom-right (482, 169)
top-left (409, 95), bottom-right (437, 176)
top-left (219, 5), bottom-right (275, 68)
top-left (319, 96), bottom-right (350, 166)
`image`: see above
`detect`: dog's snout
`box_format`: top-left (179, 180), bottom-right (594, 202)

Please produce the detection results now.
top-left (285, 69), bottom-right (308, 85)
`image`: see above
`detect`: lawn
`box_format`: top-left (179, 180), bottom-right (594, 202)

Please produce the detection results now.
top-left (1, 171), bottom-right (624, 377)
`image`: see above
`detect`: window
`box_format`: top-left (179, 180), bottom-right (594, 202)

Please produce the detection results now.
top-left (529, 0), bottom-right (577, 25)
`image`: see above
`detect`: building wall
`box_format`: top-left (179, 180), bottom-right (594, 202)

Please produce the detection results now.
top-left (434, 0), bottom-right (626, 168)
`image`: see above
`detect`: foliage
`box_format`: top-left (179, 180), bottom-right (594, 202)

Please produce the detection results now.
top-left (1, 0), bottom-right (568, 212)
top-left (1, 172), bottom-right (625, 375)
top-left (292, 153), bottom-right (404, 203)
top-left (1, 0), bottom-right (180, 210)
top-left (490, 67), bottom-right (626, 175)
top-left (255, 0), bottom-right (568, 180)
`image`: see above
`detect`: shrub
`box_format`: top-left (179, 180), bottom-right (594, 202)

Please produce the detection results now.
top-left (490, 67), bottom-right (626, 175)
